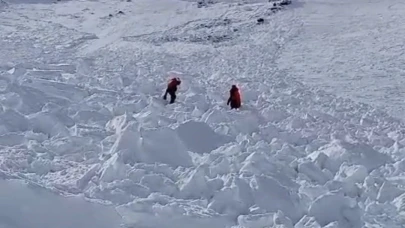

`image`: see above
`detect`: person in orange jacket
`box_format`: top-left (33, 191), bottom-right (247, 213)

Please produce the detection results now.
top-left (163, 77), bottom-right (181, 104)
top-left (227, 85), bottom-right (241, 109)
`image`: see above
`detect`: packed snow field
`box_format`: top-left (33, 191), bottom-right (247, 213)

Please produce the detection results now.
top-left (1, 0), bottom-right (405, 227)
top-left (276, 0), bottom-right (405, 120)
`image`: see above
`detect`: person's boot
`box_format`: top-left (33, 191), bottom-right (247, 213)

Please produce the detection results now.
top-left (170, 94), bottom-right (176, 104)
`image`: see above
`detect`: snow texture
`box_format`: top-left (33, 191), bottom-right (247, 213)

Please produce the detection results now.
top-left (0, 178), bottom-right (121, 228)
top-left (1, 0), bottom-right (405, 227)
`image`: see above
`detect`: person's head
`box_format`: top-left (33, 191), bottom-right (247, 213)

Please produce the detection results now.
top-left (232, 85), bottom-right (237, 89)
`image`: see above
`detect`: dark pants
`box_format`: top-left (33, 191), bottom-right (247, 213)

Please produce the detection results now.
top-left (163, 88), bottom-right (176, 104)
top-left (230, 100), bottom-right (240, 109)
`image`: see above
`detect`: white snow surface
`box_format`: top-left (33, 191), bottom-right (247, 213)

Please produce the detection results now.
top-left (1, 0), bottom-right (405, 227)
top-left (0, 176), bottom-right (122, 228)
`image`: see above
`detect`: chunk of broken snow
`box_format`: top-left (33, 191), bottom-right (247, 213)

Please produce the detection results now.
top-left (208, 186), bottom-right (248, 218)
top-left (260, 107), bottom-right (289, 122)
top-left (298, 161), bottom-right (329, 185)
top-left (105, 113), bottom-right (133, 134)
top-left (0, 109), bottom-right (31, 133)
top-left (273, 210), bottom-right (293, 228)
top-left (393, 192), bottom-right (405, 212)
top-left (100, 153), bottom-right (131, 182)
top-left (175, 120), bottom-right (232, 154)
top-left (141, 127), bottom-right (193, 167)
top-left (323, 221), bottom-right (340, 228)
top-left (28, 111), bottom-right (70, 137)
top-left (298, 184), bottom-right (329, 201)
top-left (140, 174), bottom-right (178, 196)
top-left (232, 114), bottom-right (260, 135)
top-left (376, 181), bottom-right (405, 203)
top-left (308, 192), bottom-right (363, 227)
top-left (335, 164), bottom-right (368, 184)
top-left (294, 215), bottom-right (321, 228)
top-left (108, 121), bottom-right (192, 168)
top-left (179, 166), bottom-right (211, 199)
top-left (310, 139), bottom-right (390, 173)
top-left (202, 109), bottom-right (231, 125)
top-left (250, 175), bottom-right (304, 223)
top-left (237, 213), bottom-right (274, 228)
top-left (76, 164), bottom-right (101, 189)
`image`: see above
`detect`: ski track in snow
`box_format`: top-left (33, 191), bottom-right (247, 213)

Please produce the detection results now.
top-left (1, 0), bottom-right (405, 227)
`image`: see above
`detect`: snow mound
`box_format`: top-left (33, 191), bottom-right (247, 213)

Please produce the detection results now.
top-left (251, 175), bottom-right (304, 222)
top-left (175, 120), bottom-right (233, 154)
top-left (309, 139), bottom-right (391, 173)
top-left (308, 192), bottom-right (363, 227)
top-left (106, 119), bottom-right (193, 168)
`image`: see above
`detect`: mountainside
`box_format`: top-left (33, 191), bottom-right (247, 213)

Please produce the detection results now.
top-left (1, 0), bottom-right (405, 227)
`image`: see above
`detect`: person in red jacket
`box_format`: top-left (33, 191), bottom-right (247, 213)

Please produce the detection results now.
top-left (163, 77), bottom-right (181, 104)
top-left (227, 85), bottom-right (241, 109)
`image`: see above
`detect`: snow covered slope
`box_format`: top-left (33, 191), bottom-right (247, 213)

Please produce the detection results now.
top-left (1, 0), bottom-right (405, 227)
top-left (277, 0), bottom-right (405, 120)
top-left (0, 176), bottom-right (121, 228)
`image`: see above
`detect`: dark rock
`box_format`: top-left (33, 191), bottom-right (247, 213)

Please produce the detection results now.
top-left (197, 1), bottom-right (205, 8)
top-left (197, 0), bottom-right (215, 8)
